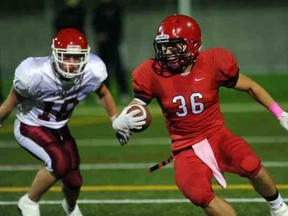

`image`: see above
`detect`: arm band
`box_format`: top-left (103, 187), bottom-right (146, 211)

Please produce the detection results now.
top-left (269, 102), bottom-right (284, 119)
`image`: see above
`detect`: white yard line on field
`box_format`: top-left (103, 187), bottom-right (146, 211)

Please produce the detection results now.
top-left (0, 161), bottom-right (287, 171)
top-left (0, 136), bottom-right (288, 148)
top-left (1, 198), bottom-right (288, 205)
top-left (5, 102), bottom-right (288, 118)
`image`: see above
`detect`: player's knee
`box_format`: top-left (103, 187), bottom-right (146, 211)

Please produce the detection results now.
top-left (52, 159), bottom-right (71, 178)
top-left (240, 155), bottom-right (261, 178)
top-left (62, 170), bottom-right (83, 189)
top-left (179, 182), bottom-right (214, 207)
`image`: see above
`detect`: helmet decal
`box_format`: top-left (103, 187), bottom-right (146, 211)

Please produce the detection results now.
top-left (155, 34), bottom-right (170, 41)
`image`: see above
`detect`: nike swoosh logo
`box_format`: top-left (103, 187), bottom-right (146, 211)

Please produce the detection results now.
top-left (195, 78), bottom-right (205, 81)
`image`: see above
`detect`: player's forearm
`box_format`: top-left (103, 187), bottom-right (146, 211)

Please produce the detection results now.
top-left (246, 82), bottom-right (275, 108)
top-left (235, 74), bottom-right (276, 110)
top-left (100, 94), bottom-right (118, 119)
top-left (95, 84), bottom-right (118, 119)
top-left (97, 90), bottom-right (118, 119)
top-left (0, 88), bottom-right (19, 125)
top-left (247, 82), bottom-right (287, 119)
top-left (0, 104), bottom-right (12, 125)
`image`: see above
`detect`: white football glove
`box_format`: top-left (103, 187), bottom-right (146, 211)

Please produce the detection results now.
top-left (112, 105), bottom-right (146, 131)
top-left (279, 111), bottom-right (288, 131)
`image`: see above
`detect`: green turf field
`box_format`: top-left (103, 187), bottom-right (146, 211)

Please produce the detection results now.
top-left (0, 74), bottom-right (288, 215)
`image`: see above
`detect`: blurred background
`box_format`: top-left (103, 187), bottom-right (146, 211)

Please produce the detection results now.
top-left (0, 0), bottom-right (288, 99)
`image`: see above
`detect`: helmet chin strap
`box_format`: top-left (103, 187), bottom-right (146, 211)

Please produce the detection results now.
top-left (183, 63), bottom-right (193, 74)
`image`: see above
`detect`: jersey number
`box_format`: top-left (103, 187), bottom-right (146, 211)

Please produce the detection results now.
top-left (173, 93), bottom-right (204, 117)
top-left (38, 98), bottom-right (79, 121)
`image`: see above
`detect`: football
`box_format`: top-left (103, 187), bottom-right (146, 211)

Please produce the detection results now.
top-left (126, 104), bottom-right (152, 133)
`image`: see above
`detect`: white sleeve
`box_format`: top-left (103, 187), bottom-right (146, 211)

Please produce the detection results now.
top-left (13, 58), bottom-right (41, 98)
top-left (90, 54), bottom-right (108, 83)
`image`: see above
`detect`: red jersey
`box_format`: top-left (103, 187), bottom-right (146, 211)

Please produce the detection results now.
top-left (132, 48), bottom-right (239, 150)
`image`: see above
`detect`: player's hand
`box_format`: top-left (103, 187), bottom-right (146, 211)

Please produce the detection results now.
top-left (112, 106), bottom-right (146, 131)
top-left (279, 112), bottom-right (288, 131)
top-left (115, 130), bottom-right (132, 145)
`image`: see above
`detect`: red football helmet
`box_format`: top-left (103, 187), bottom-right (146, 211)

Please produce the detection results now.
top-left (153, 14), bottom-right (202, 75)
top-left (51, 28), bottom-right (90, 79)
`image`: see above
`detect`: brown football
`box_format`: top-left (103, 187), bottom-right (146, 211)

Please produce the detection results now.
top-left (126, 104), bottom-right (152, 133)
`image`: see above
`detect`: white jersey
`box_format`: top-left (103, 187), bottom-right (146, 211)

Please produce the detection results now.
top-left (13, 54), bottom-right (107, 129)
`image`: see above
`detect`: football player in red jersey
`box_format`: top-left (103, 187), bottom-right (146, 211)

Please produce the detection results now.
top-left (112, 14), bottom-right (288, 216)
top-left (0, 28), bottom-right (131, 216)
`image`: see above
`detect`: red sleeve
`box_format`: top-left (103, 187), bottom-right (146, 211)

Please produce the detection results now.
top-left (132, 60), bottom-right (154, 104)
top-left (213, 48), bottom-right (239, 88)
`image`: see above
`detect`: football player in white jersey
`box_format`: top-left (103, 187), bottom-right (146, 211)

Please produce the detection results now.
top-left (0, 28), bottom-right (131, 216)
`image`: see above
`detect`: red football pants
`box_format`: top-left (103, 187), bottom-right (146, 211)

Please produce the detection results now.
top-left (173, 128), bottom-right (261, 207)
